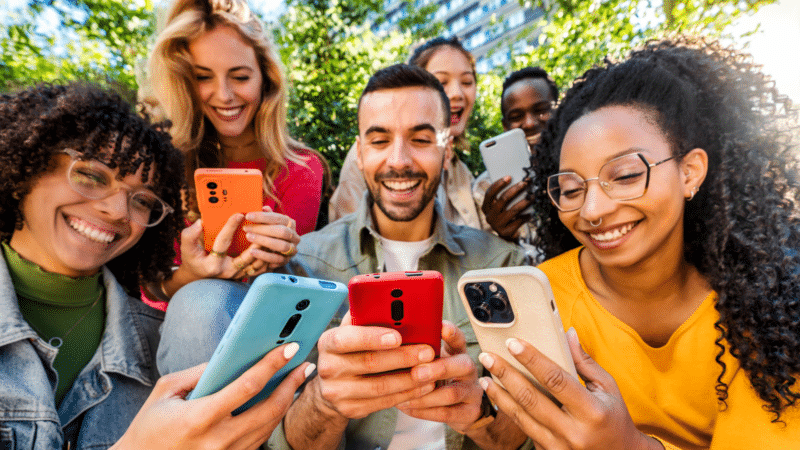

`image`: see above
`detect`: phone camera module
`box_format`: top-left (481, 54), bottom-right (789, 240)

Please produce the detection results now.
top-left (279, 313), bottom-right (302, 338)
top-left (206, 182), bottom-right (218, 189)
top-left (391, 299), bottom-right (404, 321)
top-left (209, 196), bottom-right (219, 204)
top-left (390, 288), bottom-right (403, 298)
top-left (296, 299), bottom-right (310, 311)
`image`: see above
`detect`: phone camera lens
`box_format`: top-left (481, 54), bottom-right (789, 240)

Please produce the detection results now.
top-left (390, 289), bottom-right (403, 298)
top-left (473, 303), bottom-right (491, 322)
top-left (464, 284), bottom-right (485, 304)
top-left (206, 182), bottom-right (217, 189)
top-left (209, 196), bottom-right (219, 204)
top-left (488, 292), bottom-right (508, 312)
top-left (296, 299), bottom-right (310, 311)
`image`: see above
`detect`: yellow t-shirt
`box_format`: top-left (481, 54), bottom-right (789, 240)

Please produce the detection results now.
top-left (539, 247), bottom-right (800, 450)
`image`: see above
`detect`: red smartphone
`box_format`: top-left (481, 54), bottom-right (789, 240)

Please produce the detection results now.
top-left (195, 168), bottom-right (264, 257)
top-left (348, 271), bottom-right (444, 357)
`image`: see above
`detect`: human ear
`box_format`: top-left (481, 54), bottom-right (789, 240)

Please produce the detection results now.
top-left (355, 135), bottom-right (364, 172)
top-left (680, 148), bottom-right (708, 200)
top-left (443, 136), bottom-right (454, 171)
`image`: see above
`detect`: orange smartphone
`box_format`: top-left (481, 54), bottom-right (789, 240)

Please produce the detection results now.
top-left (194, 168), bottom-right (264, 257)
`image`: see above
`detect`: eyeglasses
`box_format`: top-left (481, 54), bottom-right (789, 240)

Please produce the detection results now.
top-left (62, 149), bottom-right (174, 227)
top-left (547, 153), bottom-right (677, 212)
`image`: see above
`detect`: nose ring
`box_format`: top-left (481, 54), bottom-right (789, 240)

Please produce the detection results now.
top-left (589, 218), bottom-right (602, 227)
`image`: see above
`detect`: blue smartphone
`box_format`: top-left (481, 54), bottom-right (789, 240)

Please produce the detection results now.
top-left (187, 273), bottom-right (347, 414)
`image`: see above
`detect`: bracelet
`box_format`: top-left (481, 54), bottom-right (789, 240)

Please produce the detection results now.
top-left (467, 392), bottom-right (497, 431)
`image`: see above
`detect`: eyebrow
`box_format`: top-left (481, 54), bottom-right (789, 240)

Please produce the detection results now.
top-left (192, 65), bottom-right (254, 72)
top-left (364, 124), bottom-right (438, 136)
top-left (431, 70), bottom-right (475, 77)
top-left (559, 148), bottom-right (651, 173)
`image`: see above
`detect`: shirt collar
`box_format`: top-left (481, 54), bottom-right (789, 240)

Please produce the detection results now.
top-left (350, 192), bottom-right (466, 258)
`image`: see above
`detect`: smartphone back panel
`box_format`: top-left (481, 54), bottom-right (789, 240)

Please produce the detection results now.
top-left (188, 273), bottom-right (347, 414)
top-left (194, 168), bottom-right (263, 256)
top-left (458, 266), bottom-right (576, 400)
top-left (348, 271), bottom-right (444, 357)
top-left (479, 128), bottom-right (533, 214)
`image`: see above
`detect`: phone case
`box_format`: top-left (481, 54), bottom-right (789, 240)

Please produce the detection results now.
top-left (348, 271), bottom-right (444, 357)
top-left (187, 273), bottom-right (347, 414)
top-left (478, 128), bottom-right (533, 215)
top-left (194, 168), bottom-right (264, 257)
top-left (458, 266), bottom-right (577, 402)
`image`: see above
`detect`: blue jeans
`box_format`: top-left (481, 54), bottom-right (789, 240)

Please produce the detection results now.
top-left (157, 279), bottom-right (249, 375)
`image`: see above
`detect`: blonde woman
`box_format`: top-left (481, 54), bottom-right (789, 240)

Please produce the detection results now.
top-left (145, 0), bottom-right (325, 305)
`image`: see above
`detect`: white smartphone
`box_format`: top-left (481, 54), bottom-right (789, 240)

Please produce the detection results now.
top-left (458, 266), bottom-right (577, 403)
top-left (479, 128), bottom-right (533, 215)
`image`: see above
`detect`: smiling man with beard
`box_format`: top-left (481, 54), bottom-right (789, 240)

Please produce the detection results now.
top-left (267, 64), bottom-right (530, 450)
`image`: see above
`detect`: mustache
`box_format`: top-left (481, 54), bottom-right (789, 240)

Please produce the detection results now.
top-left (374, 170), bottom-right (428, 182)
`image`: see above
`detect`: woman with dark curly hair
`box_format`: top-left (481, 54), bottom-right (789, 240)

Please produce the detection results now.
top-left (0, 83), bottom-right (312, 449)
top-left (476, 38), bottom-right (800, 448)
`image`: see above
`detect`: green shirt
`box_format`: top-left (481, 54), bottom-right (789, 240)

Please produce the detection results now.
top-left (2, 242), bottom-right (105, 405)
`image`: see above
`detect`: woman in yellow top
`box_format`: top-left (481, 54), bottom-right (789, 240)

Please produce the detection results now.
top-left (477, 38), bottom-right (800, 449)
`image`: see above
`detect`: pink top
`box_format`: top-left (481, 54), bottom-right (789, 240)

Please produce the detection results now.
top-left (142, 151), bottom-right (324, 310)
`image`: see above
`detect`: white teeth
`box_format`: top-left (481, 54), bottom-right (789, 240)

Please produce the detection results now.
top-left (590, 223), bottom-right (635, 242)
top-left (215, 107), bottom-right (243, 117)
top-left (68, 217), bottom-right (115, 243)
top-left (383, 180), bottom-right (419, 191)
top-left (526, 134), bottom-right (541, 144)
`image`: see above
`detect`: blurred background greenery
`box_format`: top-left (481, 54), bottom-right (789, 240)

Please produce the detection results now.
top-left (0, 0), bottom-right (788, 182)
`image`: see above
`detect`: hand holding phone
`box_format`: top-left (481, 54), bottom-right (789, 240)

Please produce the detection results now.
top-left (479, 128), bottom-right (533, 216)
top-left (188, 273), bottom-right (347, 414)
top-left (195, 168), bottom-right (264, 257)
top-left (458, 266), bottom-right (576, 403)
top-left (348, 271), bottom-right (444, 356)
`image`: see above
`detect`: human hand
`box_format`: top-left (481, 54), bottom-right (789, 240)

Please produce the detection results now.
top-left (241, 206), bottom-right (301, 274)
top-left (478, 329), bottom-right (664, 450)
top-left (177, 216), bottom-right (262, 282)
top-left (111, 342), bottom-right (314, 450)
top-left (395, 321), bottom-right (484, 434)
top-left (482, 176), bottom-right (532, 241)
top-left (312, 312), bottom-right (438, 420)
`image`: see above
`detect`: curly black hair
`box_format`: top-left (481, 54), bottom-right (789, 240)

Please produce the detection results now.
top-left (527, 37), bottom-right (800, 421)
top-left (0, 83), bottom-right (185, 296)
top-left (501, 66), bottom-right (559, 110)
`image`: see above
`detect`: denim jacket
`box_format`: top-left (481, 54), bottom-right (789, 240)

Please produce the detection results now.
top-left (0, 258), bottom-right (163, 450)
top-left (269, 195), bottom-right (531, 450)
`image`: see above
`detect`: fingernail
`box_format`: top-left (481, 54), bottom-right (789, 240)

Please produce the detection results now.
top-left (381, 333), bottom-right (398, 346)
top-left (284, 342), bottom-right (300, 359)
top-left (506, 338), bottom-right (524, 355)
top-left (415, 365), bottom-right (431, 381)
top-left (478, 377), bottom-right (490, 390)
top-left (419, 347), bottom-right (435, 363)
top-left (243, 226), bottom-right (251, 233)
top-left (479, 352), bottom-right (494, 369)
top-left (304, 363), bottom-right (316, 378)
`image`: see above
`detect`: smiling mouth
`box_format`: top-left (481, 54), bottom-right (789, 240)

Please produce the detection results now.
top-left (526, 133), bottom-right (541, 145)
top-left (451, 108), bottom-right (464, 125)
top-left (68, 216), bottom-right (117, 244)
top-left (383, 179), bottom-right (421, 192)
top-left (213, 106), bottom-right (245, 119)
top-left (589, 222), bottom-right (637, 242)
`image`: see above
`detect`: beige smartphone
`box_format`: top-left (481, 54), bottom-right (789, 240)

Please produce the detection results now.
top-left (458, 266), bottom-right (577, 402)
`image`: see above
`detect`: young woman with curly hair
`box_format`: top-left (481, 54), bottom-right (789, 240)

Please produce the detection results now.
top-left (0, 83), bottom-right (312, 449)
top-left (476, 38), bottom-right (800, 449)
top-left (144, 0), bottom-right (325, 305)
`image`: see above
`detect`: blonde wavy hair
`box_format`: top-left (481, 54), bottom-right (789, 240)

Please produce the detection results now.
top-left (147, 0), bottom-right (306, 209)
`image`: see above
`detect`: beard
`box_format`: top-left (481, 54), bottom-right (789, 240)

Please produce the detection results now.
top-left (367, 167), bottom-right (441, 222)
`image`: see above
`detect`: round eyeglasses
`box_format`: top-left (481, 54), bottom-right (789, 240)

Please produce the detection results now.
top-left (62, 149), bottom-right (174, 227)
top-left (547, 153), bottom-right (677, 212)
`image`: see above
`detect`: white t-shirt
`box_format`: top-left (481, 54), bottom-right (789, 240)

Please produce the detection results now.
top-left (379, 235), bottom-right (447, 450)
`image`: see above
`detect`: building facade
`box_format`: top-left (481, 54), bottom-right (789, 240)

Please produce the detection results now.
top-left (373, 0), bottom-right (543, 73)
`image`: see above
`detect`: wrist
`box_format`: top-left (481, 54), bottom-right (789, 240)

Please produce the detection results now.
top-left (465, 391), bottom-right (497, 432)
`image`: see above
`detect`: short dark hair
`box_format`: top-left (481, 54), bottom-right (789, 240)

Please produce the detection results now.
top-left (358, 63), bottom-right (451, 129)
top-left (501, 66), bottom-right (558, 116)
top-left (0, 82), bottom-right (185, 295)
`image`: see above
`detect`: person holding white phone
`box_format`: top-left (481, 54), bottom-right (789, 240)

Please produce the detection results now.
top-left (479, 38), bottom-right (800, 448)
top-left (473, 67), bottom-right (558, 260)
